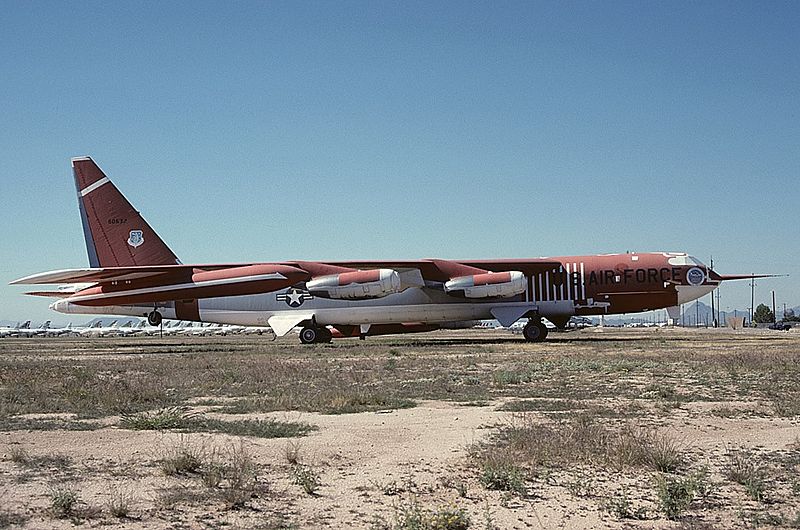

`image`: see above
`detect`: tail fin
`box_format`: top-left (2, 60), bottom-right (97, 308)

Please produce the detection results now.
top-left (72, 156), bottom-right (180, 267)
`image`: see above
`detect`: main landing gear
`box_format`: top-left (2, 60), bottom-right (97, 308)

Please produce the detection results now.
top-left (299, 326), bottom-right (332, 344)
top-left (522, 318), bottom-right (548, 342)
top-left (147, 310), bottom-right (163, 327)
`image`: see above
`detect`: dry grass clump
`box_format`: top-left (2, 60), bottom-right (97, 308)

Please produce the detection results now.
top-left (157, 438), bottom-right (262, 510)
top-left (772, 393), bottom-right (800, 417)
top-left (106, 485), bottom-right (135, 518)
top-left (726, 450), bottom-right (768, 502)
top-left (160, 437), bottom-right (205, 476)
top-left (8, 445), bottom-right (29, 464)
top-left (480, 413), bottom-right (688, 474)
top-left (218, 443), bottom-right (259, 509)
top-left (292, 463), bottom-right (321, 495)
top-left (8, 446), bottom-right (73, 471)
top-left (49, 485), bottom-right (79, 518)
top-left (156, 484), bottom-right (210, 508)
top-left (373, 498), bottom-right (471, 530)
top-left (120, 406), bottom-right (197, 430)
top-left (120, 407), bottom-right (315, 438)
top-left (477, 449), bottom-right (527, 495)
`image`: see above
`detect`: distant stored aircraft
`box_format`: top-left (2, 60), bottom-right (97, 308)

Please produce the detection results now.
top-left (12, 157), bottom-right (773, 343)
top-left (79, 320), bottom-right (120, 338)
top-left (15, 321), bottom-right (52, 338)
top-left (0, 322), bottom-right (28, 338)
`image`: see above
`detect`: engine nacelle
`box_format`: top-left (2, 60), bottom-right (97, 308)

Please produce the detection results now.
top-left (306, 269), bottom-right (402, 300)
top-left (444, 271), bottom-right (526, 298)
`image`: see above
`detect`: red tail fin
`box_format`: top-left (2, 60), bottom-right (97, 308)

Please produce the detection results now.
top-left (72, 156), bottom-right (180, 267)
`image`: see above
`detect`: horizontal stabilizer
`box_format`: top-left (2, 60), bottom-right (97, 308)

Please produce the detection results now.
top-left (10, 264), bottom-right (259, 285)
top-left (718, 273), bottom-right (785, 281)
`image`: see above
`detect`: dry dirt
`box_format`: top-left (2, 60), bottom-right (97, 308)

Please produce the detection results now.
top-left (1, 327), bottom-right (799, 529)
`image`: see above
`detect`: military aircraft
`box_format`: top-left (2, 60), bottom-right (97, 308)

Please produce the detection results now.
top-left (12, 157), bottom-right (771, 343)
top-left (0, 321), bottom-right (29, 338)
top-left (15, 321), bottom-right (52, 338)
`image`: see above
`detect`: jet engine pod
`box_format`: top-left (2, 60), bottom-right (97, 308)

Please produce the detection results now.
top-left (444, 271), bottom-right (526, 298)
top-left (306, 269), bottom-right (402, 300)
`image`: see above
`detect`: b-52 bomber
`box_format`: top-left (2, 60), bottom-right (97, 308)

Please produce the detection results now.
top-left (12, 157), bottom-right (768, 343)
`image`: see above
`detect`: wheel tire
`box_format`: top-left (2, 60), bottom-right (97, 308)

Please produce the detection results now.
top-left (299, 326), bottom-right (318, 344)
top-left (147, 311), bottom-right (162, 327)
top-left (522, 320), bottom-right (548, 342)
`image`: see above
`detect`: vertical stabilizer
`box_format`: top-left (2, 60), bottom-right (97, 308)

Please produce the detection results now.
top-left (72, 157), bottom-right (180, 267)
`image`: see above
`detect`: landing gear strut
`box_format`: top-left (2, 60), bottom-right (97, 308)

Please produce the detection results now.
top-left (147, 310), bottom-right (163, 327)
top-left (522, 318), bottom-right (548, 342)
top-left (299, 326), bottom-right (332, 344)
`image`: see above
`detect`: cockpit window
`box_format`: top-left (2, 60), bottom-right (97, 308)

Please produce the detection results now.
top-left (666, 254), bottom-right (705, 267)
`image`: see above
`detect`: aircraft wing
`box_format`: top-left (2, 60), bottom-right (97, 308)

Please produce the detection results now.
top-left (304, 259), bottom-right (564, 282)
top-left (22, 291), bottom-right (75, 298)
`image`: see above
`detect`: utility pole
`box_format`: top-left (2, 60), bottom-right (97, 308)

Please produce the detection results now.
top-left (750, 274), bottom-right (755, 325)
top-left (695, 301), bottom-right (700, 328)
top-left (710, 257), bottom-right (716, 327)
top-left (772, 290), bottom-right (777, 323)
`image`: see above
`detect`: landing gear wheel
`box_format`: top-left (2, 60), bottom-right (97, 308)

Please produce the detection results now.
top-left (299, 326), bottom-right (319, 344)
top-left (300, 326), bottom-right (332, 344)
top-left (147, 310), bottom-right (163, 327)
top-left (522, 320), bottom-right (548, 342)
top-left (318, 327), bottom-right (333, 343)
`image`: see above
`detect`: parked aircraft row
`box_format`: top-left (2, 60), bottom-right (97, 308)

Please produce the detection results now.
top-left (12, 157), bottom-right (771, 343)
top-left (0, 319), bottom-right (275, 338)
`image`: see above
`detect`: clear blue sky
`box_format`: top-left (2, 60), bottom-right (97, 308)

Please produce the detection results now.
top-left (1, 1), bottom-right (798, 323)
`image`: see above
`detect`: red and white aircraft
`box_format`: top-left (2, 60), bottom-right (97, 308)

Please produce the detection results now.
top-left (12, 157), bottom-right (765, 343)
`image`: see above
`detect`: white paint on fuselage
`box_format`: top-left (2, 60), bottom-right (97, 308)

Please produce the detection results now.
top-left (52, 285), bottom-right (578, 331)
top-left (676, 284), bottom-right (716, 305)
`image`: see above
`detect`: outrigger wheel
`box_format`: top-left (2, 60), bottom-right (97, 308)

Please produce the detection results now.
top-left (522, 318), bottom-right (548, 342)
top-left (299, 326), bottom-right (333, 344)
top-left (147, 310), bottom-right (163, 327)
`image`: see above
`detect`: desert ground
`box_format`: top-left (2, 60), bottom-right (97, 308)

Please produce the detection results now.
top-left (1, 327), bottom-right (799, 529)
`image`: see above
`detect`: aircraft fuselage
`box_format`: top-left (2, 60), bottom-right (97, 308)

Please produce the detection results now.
top-left (51, 251), bottom-right (716, 331)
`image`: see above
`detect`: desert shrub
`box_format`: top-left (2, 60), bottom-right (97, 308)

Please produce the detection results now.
top-left (637, 428), bottom-right (687, 473)
top-left (655, 474), bottom-right (695, 520)
top-left (49, 485), bottom-right (79, 518)
top-left (8, 446), bottom-right (29, 464)
top-left (602, 487), bottom-right (648, 520)
top-left (478, 450), bottom-right (526, 494)
top-left (106, 486), bottom-right (134, 518)
top-left (155, 485), bottom-right (209, 508)
top-left (285, 440), bottom-right (302, 465)
top-left (200, 457), bottom-right (225, 489)
top-left (194, 417), bottom-right (314, 438)
top-left (292, 464), bottom-right (320, 495)
top-left (482, 413), bottom-right (688, 472)
top-left (120, 408), bottom-right (315, 439)
top-left (392, 499), bottom-right (470, 530)
top-left (120, 406), bottom-right (196, 430)
top-left (160, 437), bottom-right (204, 476)
top-left (219, 443), bottom-right (258, 509)
top-left (726, 451), bottom-right (768, 502)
